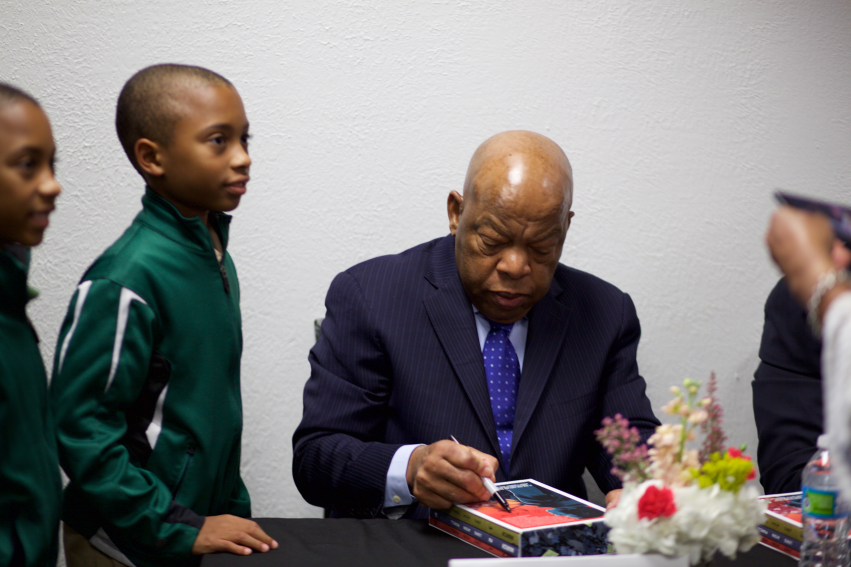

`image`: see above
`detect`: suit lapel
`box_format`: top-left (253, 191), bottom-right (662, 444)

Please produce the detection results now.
top-left (512, 279), bottom-right (570, 455)
top-left (423, 237), bottom-right (501, 458)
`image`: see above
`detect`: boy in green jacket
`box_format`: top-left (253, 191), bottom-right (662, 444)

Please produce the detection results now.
top-left (0, 83), bottom-right (63, 566)
top-left (51, 64), bottom-right (277, 567)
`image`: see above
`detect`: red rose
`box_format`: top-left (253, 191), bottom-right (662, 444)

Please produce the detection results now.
top-left (638, 485), bottom-right (677, 520)
top-left (727, 447), bottom-right (743, 458)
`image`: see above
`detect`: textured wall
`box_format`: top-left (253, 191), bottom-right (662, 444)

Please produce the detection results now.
top-left (2, 0), bottom-right (850, 522)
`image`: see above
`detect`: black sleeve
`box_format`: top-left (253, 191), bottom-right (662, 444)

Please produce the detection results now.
top-left (292, 271), bottom-right (400, 516)
top-left (752, 278), bottom-right (823, 494)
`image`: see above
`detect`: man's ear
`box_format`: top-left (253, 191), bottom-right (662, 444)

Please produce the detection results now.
top-left (135, 138), bottom-right (165, 178)
top-left (565, 210), bottom-right (575, 234)
top-left (448, 190), bottom-right (463, 236)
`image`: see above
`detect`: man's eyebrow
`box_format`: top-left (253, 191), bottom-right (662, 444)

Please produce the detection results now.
top-left (531, 228), bottom-right (563, 242)
top-left (478, 217), bottom-right (508, 235)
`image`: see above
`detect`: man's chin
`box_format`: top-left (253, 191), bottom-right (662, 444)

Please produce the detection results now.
top-left (480, 303), bottom-right (529, 325)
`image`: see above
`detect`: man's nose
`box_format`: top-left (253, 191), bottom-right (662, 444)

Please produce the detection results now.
top-left (497, 248), bottom-right (531, 279)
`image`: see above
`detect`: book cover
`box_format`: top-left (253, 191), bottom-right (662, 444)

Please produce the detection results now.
top-left (775, 191), bottom-right (851, 245)
top-left (759, 536), bottom-right (800, 560)
top-left (429, 517), bottom-right (513, 557)
top-left (757, 524), bottom-right (801, 551)
top-left (431, 509), bottom-right (519, 555)
top-left (760, 492), bottom-right (803, 541)
top-left (430, 479), bottom-right (610, 557)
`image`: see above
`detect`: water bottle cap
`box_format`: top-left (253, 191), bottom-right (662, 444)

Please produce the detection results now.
top-left (818, 434), bottom-right (829, 449)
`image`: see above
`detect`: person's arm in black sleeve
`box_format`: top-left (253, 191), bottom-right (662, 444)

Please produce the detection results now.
top-left (587, 293), bottom-right (661, 495)
top-left (292, 271), bottom-right (402, 516)
top-left (752, 278), bottom-right (823, 494)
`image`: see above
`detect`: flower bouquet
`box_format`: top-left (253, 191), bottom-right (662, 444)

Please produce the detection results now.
top-left (596, 374), bottom-right (766, 566)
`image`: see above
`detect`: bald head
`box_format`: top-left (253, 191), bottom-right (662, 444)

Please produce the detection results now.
top-left (448, 131), bottom-right (575, 324)
top-left (116, 63), bottom-right (233, 175)
top-left (462, 130), bottom-right (573, 225)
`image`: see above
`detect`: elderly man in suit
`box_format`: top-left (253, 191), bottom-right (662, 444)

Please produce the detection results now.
top-left (292, 130), bottom-right (659, 519)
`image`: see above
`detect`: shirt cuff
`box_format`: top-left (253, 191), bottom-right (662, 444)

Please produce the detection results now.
top-left (383, 444), bottom-right (423, 518)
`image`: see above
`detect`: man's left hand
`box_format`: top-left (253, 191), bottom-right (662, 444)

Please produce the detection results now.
top-left (605, 489), bottom-right (622, 510)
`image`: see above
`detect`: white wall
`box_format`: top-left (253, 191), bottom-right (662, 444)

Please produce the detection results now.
top-left (2, 1), bottom-right (850, 519)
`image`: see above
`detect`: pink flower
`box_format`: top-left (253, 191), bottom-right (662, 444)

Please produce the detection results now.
top-left (595, 414), bottom-right (651, 483)
top-left (638, 485), bottom-right (677, 520)
top-left (699, 372), bottom-right (727, 462)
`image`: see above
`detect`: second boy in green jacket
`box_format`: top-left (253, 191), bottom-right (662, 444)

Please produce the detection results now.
top-left (52, 64), bottom-right (276, 567)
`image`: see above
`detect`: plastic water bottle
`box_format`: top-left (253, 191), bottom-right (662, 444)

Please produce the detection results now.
top-left (801, 434), bottom-right (849, 567)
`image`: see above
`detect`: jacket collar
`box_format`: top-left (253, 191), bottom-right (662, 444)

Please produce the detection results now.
top-left (0, 243), bottom-right (32, 313)
top-left (422, 234), bottom-right (571, 477)
top-left (512, 276), bottom-right (570, 453)
top-left (423, 236), bottom-right (502, 462)
top-left (138, 186), bottom-right (232, 252)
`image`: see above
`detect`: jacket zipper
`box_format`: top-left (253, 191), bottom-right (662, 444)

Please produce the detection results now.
top-left (209, 219), bottom-right (230, 294)
top-left (211, 218), bottom-right (241, 431)
top-left (218, 262), bottom-right (230, 294)
top-left (172, 445), bottom-right (195, 498)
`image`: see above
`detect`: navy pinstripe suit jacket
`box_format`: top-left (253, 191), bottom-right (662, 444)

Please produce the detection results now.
top-left (292, 235), bottom-right (659, 519)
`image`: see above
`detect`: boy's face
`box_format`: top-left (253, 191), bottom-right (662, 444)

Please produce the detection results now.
top-left (0, 100), bottom-right (61, 246)
top-left (151, 83), bottom-right (250, 223)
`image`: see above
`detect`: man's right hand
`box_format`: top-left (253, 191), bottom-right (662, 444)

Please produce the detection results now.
top-left (766, 207), bottom-right (837, 305)
top-left (766, 207), bottom-right (851, 315)
top-left (191, 515), bottom-right (279, 556)
top-left (406, 440), bottom-right (499, 510)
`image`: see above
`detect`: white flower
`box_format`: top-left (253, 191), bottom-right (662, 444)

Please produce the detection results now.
top-left (605, 480), bottom-right (767, 566)
top-left (687, 410), bottom-right (709, 425)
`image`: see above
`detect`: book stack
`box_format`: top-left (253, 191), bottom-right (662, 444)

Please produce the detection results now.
top-left (759, 492), bottom-right (803, 559)
top-left (429, 479), bottom-right (611, 558)
top-left (760, 491), bottom-right (851, 560)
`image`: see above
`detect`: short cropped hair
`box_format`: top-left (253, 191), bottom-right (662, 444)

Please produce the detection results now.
top-left (0, 82), bottom-right (40, 110)
top-left (115, 64), bottom-right (232, 175)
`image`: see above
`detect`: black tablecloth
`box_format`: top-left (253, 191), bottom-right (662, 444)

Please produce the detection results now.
top-left (199, 518), bottom-right (796, 567)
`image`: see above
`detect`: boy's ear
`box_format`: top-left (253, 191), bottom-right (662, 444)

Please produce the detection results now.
top-left (135, 138), bottom-right (165, 178)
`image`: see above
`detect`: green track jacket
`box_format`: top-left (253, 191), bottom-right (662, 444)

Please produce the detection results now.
top-left (51, 188), bottom-right (250, 567)
top-left (0, 245), bottom-right (62, 567)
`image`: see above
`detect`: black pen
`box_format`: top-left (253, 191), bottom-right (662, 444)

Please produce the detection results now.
top-left (450, 435), bottom-right (511, 513)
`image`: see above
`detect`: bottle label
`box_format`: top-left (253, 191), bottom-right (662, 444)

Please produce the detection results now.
top-left (803, 486), bottom-right (848, 519)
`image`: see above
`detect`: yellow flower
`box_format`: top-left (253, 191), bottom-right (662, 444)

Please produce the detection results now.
top-left (691, 452), bottom-right (755, 492)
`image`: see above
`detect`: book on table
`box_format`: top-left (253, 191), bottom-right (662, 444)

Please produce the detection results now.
top-left (757, 524), bottom-right (800, 552)
top-left (758, 535), bottom-right (800, 560)
top-left (429, 478), bottom-right (610, 558)
top-left (760, 492), bottom-right (803, 543)
top-left (758, 491), bottom-right (851, 559)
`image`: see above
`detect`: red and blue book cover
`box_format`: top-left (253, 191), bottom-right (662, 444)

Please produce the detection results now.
top-left (464, 479), bottom-right (603, 527)
top-left (760, 492), bottom-right (803, 541)
top-left (759, 490), bottom-right (851, 553)
top-left (431, 479), bottom-right (610, 557)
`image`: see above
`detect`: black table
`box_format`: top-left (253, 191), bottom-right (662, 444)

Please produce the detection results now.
top-left (200, 519), bottom-right (796, 567)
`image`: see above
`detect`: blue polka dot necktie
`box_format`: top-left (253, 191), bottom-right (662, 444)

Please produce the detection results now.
top-left (483, 320), bottom-right (520, 472)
